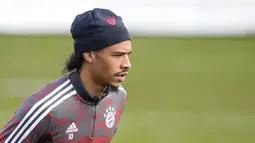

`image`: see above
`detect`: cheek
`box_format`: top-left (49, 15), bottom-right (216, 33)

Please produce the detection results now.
top-left (108, 59), bottom-right (120, 72)
top-left (93, 60), bottom-right (110, 75)
top-left (92, 62), bottom-right (104, 74)
top-left (96, 57), bottom-right (119, 75)
top-left (104, 64), bottom-right (115, 75)
top-left (105, 57), bottom-right (115, 66)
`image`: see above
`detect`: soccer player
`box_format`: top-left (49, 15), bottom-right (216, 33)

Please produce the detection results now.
top-left (0, 8), bottom-right (132, 143)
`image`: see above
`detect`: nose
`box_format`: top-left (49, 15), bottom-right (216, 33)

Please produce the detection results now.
top-left (121, 55), bottom-right (132, 69)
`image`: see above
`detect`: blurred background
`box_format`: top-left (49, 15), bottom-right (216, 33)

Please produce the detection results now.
top-left (1, 0), bottom-right (255, 142)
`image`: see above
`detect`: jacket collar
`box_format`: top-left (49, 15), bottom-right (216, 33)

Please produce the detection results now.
top-left (69, 70), bottom-right (109, 105)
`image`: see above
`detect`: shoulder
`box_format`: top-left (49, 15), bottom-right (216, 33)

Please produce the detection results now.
top-left (29, 76), bottom-right (71, 101)
top-left (117, 85), bottom-right (127, 107)
top-left (108, 85), bottom-right (127, 102)
top-left (19, 76), bottom-right (73, 112)
top-left (14, 75), bottom-right (76, 120)
top-left (118, 85), bottom-right (127, 94)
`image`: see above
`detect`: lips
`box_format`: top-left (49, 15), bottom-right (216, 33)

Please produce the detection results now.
top-left (117, 72), bottom-right (128, 76)
top-left (115, 72), bottom-right (128, 82)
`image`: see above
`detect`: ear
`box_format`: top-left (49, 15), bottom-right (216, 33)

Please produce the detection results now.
top-left (83, 52), bottom-right (95, 63)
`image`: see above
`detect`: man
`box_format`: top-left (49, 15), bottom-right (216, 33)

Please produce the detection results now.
top-left (0, 8), bottom-right (132, 143)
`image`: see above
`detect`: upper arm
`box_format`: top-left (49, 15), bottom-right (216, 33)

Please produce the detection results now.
top-left (0, 94), bottom-right (51, 143)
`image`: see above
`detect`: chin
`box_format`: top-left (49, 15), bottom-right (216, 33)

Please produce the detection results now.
top-left (109, 82), bottom-right (122, 88)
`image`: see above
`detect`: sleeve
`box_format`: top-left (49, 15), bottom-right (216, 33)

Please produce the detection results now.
top-left (0, 94), bottom-right (51, 143)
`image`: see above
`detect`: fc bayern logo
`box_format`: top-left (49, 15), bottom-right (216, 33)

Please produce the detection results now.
top-left (104, 107), bottom-right (116, 128)
top-left (104, 16), bottom-right (116, 25)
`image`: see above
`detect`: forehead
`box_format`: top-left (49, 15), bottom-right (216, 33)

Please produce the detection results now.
top-left (103, 40), bottom-right (132, 53)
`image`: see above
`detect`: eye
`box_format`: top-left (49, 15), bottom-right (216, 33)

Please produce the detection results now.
top-left (115, 54), bottom-right (122, 57)
top-left (113, 53), bottom-right (123, 58)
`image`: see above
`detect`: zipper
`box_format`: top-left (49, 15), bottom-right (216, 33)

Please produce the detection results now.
top-left (91, 106), bottom-right (96, 137)
top-left (91, 97), bottom-right (99, 138)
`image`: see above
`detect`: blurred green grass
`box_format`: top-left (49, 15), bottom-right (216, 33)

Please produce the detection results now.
top-left (0, 35), bottom-right (255, 143)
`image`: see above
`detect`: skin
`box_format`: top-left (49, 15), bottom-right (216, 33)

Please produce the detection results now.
top-left (79, 40), bottom-right (132, 97)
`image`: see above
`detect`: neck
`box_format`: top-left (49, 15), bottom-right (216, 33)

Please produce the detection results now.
top-left (79, 67), bottom-right (106, 97)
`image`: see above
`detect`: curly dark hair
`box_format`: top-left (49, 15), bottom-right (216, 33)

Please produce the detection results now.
top-left (62, 52), bottom-right (84, 74)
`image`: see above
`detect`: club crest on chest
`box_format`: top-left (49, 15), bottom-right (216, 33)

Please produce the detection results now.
top-left (103, 107), bottom-right (116, 128)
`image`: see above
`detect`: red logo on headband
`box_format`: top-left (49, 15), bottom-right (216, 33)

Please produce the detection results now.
top-left (104, 16), bottom-right (116, 25)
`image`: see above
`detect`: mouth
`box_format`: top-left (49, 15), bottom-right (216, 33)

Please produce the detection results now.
top-left (115, 72), bottom-right (128, 82)
top-left (117, 72), bottom-right (128, 77)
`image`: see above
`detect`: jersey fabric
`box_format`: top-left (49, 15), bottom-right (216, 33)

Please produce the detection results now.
top-left (0, 71), bottom-right (127, 143)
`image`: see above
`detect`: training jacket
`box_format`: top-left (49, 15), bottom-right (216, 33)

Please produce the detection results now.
top-left (0, 70), bottom-right (127, 143)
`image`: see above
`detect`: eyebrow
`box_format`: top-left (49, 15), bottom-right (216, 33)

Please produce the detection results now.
top-left (112, 51), bottom-right (132, 54)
